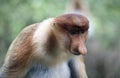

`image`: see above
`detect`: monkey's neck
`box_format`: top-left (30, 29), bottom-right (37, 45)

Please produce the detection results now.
top-left (32, 18), bottom-right (70, 66)
top-left (33, 18), bottom-right (56, 54)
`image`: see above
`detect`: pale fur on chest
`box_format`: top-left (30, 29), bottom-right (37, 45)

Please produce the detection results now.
top-left (25, 62), bottom-right (70, 78)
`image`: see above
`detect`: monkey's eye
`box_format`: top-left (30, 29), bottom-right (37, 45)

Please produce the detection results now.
top-left (70, 30), bottom-right (79, 35)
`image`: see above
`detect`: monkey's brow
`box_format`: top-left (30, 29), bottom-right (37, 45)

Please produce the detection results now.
top-left (73, 25), bottom-right (89, 33)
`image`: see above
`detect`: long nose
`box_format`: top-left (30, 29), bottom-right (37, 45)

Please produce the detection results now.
top-left (71, 40), bottom-right (87, 55)
top-left (78, 41), bottom-right (87, 55)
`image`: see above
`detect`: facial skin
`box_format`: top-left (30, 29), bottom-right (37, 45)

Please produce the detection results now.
top-left (54, 14), bottom-right (89, 55)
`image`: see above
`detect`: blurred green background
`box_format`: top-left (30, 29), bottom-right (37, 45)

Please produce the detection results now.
top-left (0, 0), bottom-right (120, 78)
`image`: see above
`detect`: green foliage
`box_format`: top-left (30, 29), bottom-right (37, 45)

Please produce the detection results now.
top-left (0, 0), bottom-right (67, 66)
top-left (0, 0), bottom-right (120, 66)
top-left (86, 0), bottom-right (120, 49)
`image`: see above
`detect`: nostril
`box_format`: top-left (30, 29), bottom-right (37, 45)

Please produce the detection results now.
top-left (71, 48), bottom-right (80, 55)
top-left (73, 48), bottom-right (78, 52)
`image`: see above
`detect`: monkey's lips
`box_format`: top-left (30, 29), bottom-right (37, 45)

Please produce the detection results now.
top-left (70, 49), bottom-right (81, 55)
top-left (71, 51), bottom-right (81, 55)
top-left (70, 49), bottom-right (87, 55)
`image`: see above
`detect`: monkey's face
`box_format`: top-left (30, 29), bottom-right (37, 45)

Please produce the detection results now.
top-left (54, 14), bottom-right (89, 55)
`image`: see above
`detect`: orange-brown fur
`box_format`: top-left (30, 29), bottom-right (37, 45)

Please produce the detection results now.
top-left (1, 23), bottom-right (39, 77)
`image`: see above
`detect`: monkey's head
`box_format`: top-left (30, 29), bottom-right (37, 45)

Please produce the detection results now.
top-left (54, 14), bottom-right (89, 55)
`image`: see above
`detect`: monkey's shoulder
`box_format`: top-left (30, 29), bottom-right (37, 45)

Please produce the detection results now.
top-left (4, 23), bottom-right (40, 70)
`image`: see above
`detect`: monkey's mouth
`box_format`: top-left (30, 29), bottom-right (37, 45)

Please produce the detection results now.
top-left (70, 49), bottom-right (81, 55)
top-left (71, 51), bottom-right (81, 55)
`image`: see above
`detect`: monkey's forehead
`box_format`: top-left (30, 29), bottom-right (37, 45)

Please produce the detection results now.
top-left (55, 14), bottom-right (89, 27)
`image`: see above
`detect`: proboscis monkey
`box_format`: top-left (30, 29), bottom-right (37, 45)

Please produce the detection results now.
top-left (0, 14), bottom-right (89, 78)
